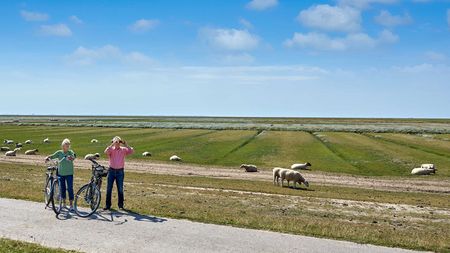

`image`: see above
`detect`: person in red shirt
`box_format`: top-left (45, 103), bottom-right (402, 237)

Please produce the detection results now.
top-left (103, 136), bottom-right (134, 210)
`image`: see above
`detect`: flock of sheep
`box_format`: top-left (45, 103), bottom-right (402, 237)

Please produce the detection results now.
top-left (241, 163), bottom-right (312, 189)
top-left (2, 138), bottom-right (45, 156)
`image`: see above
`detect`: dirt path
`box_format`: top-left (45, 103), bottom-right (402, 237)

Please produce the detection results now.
top-left (1, 155), bottom-right (449, 194)
top-left (0, 198), bottom-right (424, 253)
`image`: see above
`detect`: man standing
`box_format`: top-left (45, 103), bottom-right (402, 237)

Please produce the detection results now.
top-left (104, 136), bottom-right (134, 210)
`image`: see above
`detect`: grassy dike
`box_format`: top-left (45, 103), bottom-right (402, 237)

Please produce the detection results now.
top-left (0, 162), bottom-right (449, 252)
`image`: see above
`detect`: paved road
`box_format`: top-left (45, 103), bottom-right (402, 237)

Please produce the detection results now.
top-left (0, 198), bottom-right (423, 253)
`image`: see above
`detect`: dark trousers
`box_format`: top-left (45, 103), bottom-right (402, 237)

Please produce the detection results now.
top-left (105, 168), bottom-right (124, 208)
top-left (58, 175), bottom-right (74, 201)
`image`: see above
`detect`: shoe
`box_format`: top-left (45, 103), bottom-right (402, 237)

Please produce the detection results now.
top-left (103, 207), bottom-right (110, 211)
top-left (119, 206), bottom-right (125, 211)
top-left (69, 206), bottom-right (74, 212)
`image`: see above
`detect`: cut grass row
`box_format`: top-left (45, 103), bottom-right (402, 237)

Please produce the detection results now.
top-left (0, 238), bottom-right (76, 253)
top-left (1, 125), bottom-right (449, 177)
top-left (0, 162), bottom-right (449, 252)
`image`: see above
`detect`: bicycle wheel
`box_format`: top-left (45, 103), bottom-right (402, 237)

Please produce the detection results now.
top-left (44, 175), bottom-right (51, 207)
top-left (74, 183), bottom-right (101, 218)
top-left (51, 179), bottom-right (63, 215)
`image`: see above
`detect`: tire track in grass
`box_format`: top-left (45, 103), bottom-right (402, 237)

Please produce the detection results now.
top-left (215, 130), bottom-right (264, 162)
top-left (308, 132), bottom-right (360, 172)
top-left (363, 133), bottom-right (450, 160)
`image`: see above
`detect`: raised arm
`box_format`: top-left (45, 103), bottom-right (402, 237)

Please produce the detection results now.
top-left (122, 141), bottom-right (134, 155)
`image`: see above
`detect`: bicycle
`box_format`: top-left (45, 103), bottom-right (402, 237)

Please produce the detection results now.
top-left (43, 158), bottom-right (64, 215)
top-left (74, 158), bottom-right (108, 217)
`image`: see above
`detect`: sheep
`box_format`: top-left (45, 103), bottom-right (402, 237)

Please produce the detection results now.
top-left (4, 140), bottom-right (14, 145)
top-left (25, 149), bottom-right (39, 155)
top-left (280, 169), bottom-right (309, 188)
top-left (0, 147), bottom-right (10, 152)
top-left (91, 139), bottom-right (98, 143)
top-left (43, 138), bottom-right (50, 143)
top-left (421, 164), bottom-right (436, 173)
top-left (411, 167), bottom-right (435, 175)
top-left (5, 148), bottom-right (20, 156)
top-left (291, 162), bottom-right (312, 170)
top-left (84, 153), bottom-right (100, 160)
top-left (240, 164), bottom-right (258, 172)
top-left (24, 140), bottom-right (32, 144)
top-left (170, 155), bottom-right (182, 161)
top-left (273, 167), bottom-right (283, 185)
top-left (142, 151), bottom-right (152, 157)
top-left (16, 143), bottom-right (23, 148)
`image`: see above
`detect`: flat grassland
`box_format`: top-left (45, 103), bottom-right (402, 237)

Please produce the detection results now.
top-left (1, 116), bottom-right (449, 252)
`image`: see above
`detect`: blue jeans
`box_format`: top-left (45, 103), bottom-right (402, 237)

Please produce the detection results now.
top-left (106, 168), bottom-right (124, 208)
top-left (58, 175), bottom-right (74, 201)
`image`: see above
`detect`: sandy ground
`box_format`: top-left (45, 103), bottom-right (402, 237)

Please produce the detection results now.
top-left (1, 155), bottom-right (449, 194)
top-left (0, 198), bottom-right (425, 253)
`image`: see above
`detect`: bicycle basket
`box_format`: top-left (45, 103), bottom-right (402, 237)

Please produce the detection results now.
top-left (94, 165), bottom-right (108, 177)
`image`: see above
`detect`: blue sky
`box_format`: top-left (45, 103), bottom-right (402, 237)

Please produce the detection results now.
top-left (1, 0), bottom-right (450, 117)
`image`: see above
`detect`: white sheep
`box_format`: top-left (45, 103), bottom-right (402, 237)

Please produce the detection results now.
top-left (25, 149), bottom-right (39, 155)
top-left (16, 143), bottom-right (23, 148)
top-left (142, 151), bottom-right (152, 157)
top-left (43, 138), bottom-right (50, 143)
top-left (240, 164), bottom-right (258, 172)
top-left (273, 167), bottom-right (283, 185)
top-left (0, 147), bottom-right (10, 152)
top-left (24, 140), bottom-right (32, 144)
top-left (91, 139), bottom-right (98, 143)
top-left (291, 162), bottom-right (312, 170)
top-left (170, 155), bottom-right (182, 161)
top-left (411, 167), bottom-right (435, 175)
top-left (5, 148), bottom-right (20, 156)
top-left (4, 140), bottom-right (14, 145)
top-left (84, 153), bottom-right (100, 160)
top-left (421, 164), bottom-right (436, 173)
top-left (280, 169), bottom-right (309, 188)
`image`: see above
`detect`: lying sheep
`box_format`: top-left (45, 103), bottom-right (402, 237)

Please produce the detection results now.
top-left (24, 140), bottom-right (32, 144)
top-left (421, 164), bottom-right (436, 173)
top-left (43, 138), bottom-right (50, 143)
top-left (25, 149), bottom-right (39, 155)
top-left (5, 148), bottom-right (20, 156)
top-left (16, 143), bottom-right (23, 148)
top-left (240, 164), bottom-right (258, 172)
top-left (291, 162), bottom-right (312, 170)
top-left (4, 140), bottom-right (14, 145)
top-left (0, 147), bottom-right (10, 152)
top-left (142, 151), bottom-right (152, 157)
top-left (170, 155), bottom-right (182, 161)
top-left (91, 139), bottom-right (98, 143)
top-left (411, 167), bottom-right (435, 175)
top-left (280, 168), bottom-right (309, 188)
top-left (84, 153), bottom-right (100, 160)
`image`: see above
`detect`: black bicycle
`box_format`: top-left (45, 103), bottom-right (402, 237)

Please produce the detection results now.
top-left (44, 158), bottom-right (63, 215)
top-left (74, 159), bottom-right (108, 217)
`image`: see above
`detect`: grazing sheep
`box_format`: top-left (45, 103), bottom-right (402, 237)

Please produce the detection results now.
top-left (43, 138), bottom-right (50, 143)
top-left (16, 143), bottom-right (23, 148)
top-left (91, 139), bottom-right (98, 143)
top-left (411, 167), bottom-right (435, 175)
top-left (280, 169), bottom-right (309, 188)
top-left (273, 167), bottom-right (283, 185)
top-left (291, 162), bottom-right (312, 170)
top-left (5, 148), bottom-right (20, 156)
top-left (0, 147), bottom-right (10, 152)
top-left (24, 140), bottom-right (32, 144)
top-left (170, 155), bottom-right (182, 161)
top-left (4, 140), bottom-right (14, 145)
top-left (240, 164), bottom-right (258, 172)
top-left (421, 164), bottom-right (436, 173)
top-left (84, 153), bottom-right (100, 160)
top-left (25, 149), bottom-right (39, 155)
top-left (142, 151), bottom-right (152, 157)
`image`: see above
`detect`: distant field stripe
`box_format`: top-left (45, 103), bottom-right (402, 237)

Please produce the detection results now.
top-left (217, 130), bottom-right (263, 161)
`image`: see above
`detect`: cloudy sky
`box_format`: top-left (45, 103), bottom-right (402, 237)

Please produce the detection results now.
top-left (1, 0), bottom-right (450, 117)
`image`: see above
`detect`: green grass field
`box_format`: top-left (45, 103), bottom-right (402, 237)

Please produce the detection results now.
top-left (0, 238), bottom-right (76, 253)
top-left (1, 124), bottom-right (449, 177)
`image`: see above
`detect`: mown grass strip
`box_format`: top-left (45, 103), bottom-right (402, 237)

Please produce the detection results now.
top-left (0, 238), bottom-right (78, 253)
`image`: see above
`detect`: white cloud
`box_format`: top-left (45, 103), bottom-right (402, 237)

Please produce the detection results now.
top-left (375, 10), bottom-right (412, 27)
top-left (65, 45), bottom-right (154, 65)
top-left (239, 18), bottom-right (253, 29)
top-left (424, 51), bottom-right (447, 61)
top-left (69, 15), bottom-right (83, 24)
top-left (338, 0), bottom-right (398, 9)
top-left (201, 28), bottom-right (260, 51)
top-left (222, 53), bottom-right (255, 64)
top-left (246, 0), bottom-right (278, 11)
top-left (39, 24), bottom-right (72, 37)
top-left (128, 19), bottom-right (160, 33)
top-left (284, 30), bottom-right (397, 51)
top-left (20, 10), bottom-right (49, 21)
top-left (297, 5), bottom-right (361, 32)
top-left (392, 63), bottom-right (450, 73)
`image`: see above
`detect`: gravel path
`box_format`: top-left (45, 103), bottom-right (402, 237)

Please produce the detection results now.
top-left (0, 198), bottom-right (425, 253)
top-left (1, 155), bottom-right (449, 193)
